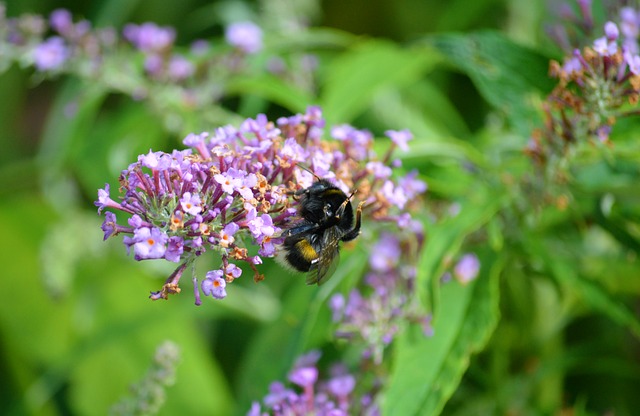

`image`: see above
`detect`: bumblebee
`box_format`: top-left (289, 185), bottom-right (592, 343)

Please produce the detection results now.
top-left (278, 179), bottom-right (364, 285)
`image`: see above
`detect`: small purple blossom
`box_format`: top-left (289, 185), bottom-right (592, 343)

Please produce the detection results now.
top-left (33, 37), bottom-right (68, 71)
top-left (101, 211), bottom-right (118, 240)
top-left (49, 9), bottom-right (73, 35)
top-left (369, 233), bottom-right (401, 272)
top-left (180, 192), bottom-right (202, 216)
top-left (385, 129), bottom-right (413, 151)
top-left (593, 36), bottom-right (617, 56)
top-left (168, 55), bottom-right (195, 81)
top-left (288, 366), bottom-right (318, 389)
top-left (202, 270), bottom-right (227, 299)
top-left (605, 21), bottom-right (620, 41)
top-left (123, 22), bottom-right (175, 52)
top-left (223, 262), bottom-right (242, 279)
top-left (624, 50), bottom-right (640, 74)
top-left (165, 236), bottom-right (184, 262)
top-left (454, 253), bottom-right (480, 284)
top-left (327, 375), bottom-right (355, 398)
top-left (133, 227), bottom-right (168, 260)
top-left (225, 21), bottom-right (263, 54)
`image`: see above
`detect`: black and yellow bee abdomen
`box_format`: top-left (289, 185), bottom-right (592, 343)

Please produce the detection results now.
top-left (283, 235), bottom-right (319, 272)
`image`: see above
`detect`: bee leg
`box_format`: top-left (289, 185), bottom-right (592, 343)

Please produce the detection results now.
top-left (341, 201), bottom-right (364, 242)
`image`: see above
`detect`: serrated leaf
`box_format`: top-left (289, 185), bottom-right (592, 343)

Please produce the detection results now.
top-left (382, 252), bottom-right (503, 416)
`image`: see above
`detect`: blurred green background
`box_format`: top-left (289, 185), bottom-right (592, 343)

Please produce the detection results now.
top-left (2, 0), bottom-right (640, 415)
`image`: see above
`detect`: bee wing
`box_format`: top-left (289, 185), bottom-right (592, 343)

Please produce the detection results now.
top-left (279, 220), bottom-right (318, 238)
top-left (306, 229), bottom-right (341, 285)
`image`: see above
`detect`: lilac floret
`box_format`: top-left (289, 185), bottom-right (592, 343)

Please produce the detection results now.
top-left (33, 36), bottom-right (68, 71)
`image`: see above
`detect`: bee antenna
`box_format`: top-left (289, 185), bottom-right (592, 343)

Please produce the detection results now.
top-left (295, 163), bottom-right (321, 181)
top-left (337, 189), bottom-right (358, 214)
top-left (346, 189), bottom-right (357, 202)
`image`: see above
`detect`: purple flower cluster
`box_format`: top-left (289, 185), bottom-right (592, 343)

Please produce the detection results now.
top-left (329, 230), bottom-right (428, 365)
top-left (528, 5), bottom-right (640, 165)
top-left (122, 21), bottom-right (196, 81)
top-left (96, 107), bottom-right (427, 305)
top-left (0, 6), bottom-right (270, 108)
top-left (248, 351), bottom-right (378, 416)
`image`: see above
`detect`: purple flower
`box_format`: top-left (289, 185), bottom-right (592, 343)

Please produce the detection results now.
top-left (604, 21), bottom-right (620, 41)
top-left (593, 37), bottom-right (617, 56)
top-left (224, 263), bottom-right (242, 279)
top-left (225, 21), bottom-right (263, 54)
top-left (281, 138), bottom-right (309, 162)
top-left (454, 253), bottom-right (480, 284)
top-left (219, 222), bottom-right (240, 248)
top-left (202, 270), bottom-right (227, 299)
top-left (288, 366), bottom-right (318, 388)
top-left (143, 54), bottom-right (164, 77)
top-left (366, 161), bottom-right (392, 179)
top-left (95, 183), bottom-right (123, 214)
top-left (380, 180), bottom-right (408, 209)
top-left (624, 50), bottom-right (640, 74)
top-left (620, 7), bottom-right (639, 39)
top-left (50, 9), bottom-right (73, 35)
top-left (168, 55), bottom-right (194, 81)
top-left (329, 293), bottom-right (345, 322)
top-left (248, 212), bottom-right (276, 240)
top-left (101, 211), bottom-right (118, 240)
top-left (385, 129), bottom-right (413, 151)
top-left (123, 22), bottom-right (175, 52)
top-left (398, 170), bottom-right (427, 199)
top-left (562, 56), bottom-right (582, 75)
top-left (33, 37), bottom-right (68, 71)
top-left (369, 233), bottom-right (401, 272)
top-left (180, 192), bottom-right (202, 216)
top-left (133, 227), bottom-right (168, 260)
top-left (165, 236), bottom-right (184, 262)
top-left (327, 375), bottom-right (355, 398)
top-left (214, 171), bottom-right (242, 195)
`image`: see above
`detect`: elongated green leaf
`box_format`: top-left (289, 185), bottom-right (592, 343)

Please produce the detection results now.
top-left (226, 75), bottom-right (314, 114)
top-left (530, 238), bottom-right (640, 339)
top-left (416, 195), bottom-right (504, 312)
top-left (382, 252), bottom-right (503, 416)
top-left (234, 250), bottom-right (369, 412)
top-left (426, 31), bottom-right (554, 135)
top-left (320, 40), bottom-right (440, 124)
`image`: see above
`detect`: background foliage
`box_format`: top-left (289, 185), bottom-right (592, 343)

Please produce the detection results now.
top-left (1, 0), bottom-right (639, 415)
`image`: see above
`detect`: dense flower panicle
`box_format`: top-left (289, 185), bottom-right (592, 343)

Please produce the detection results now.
top-left (96, 106), bottom-right (427, 305)
top-left (248, 351), bottom-right (377, 416)
top-left (528, 5), bottom-right (640, 166)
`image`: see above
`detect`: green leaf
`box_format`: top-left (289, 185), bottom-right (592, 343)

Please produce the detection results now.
top-left (415, 195), bottom-right (504, 312)
top-left (320, 40), bottom-right (440, 124)
top-left (382, 251), bottom-right (503, 416)
top-left (226, 74), bottom-right (314, 114)
top-left (529, 238), bottom-right (640, 339)
top-left (426, 31), bottom-right (554, 135)
top-left (234, 250), bottom-right (369, 412)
